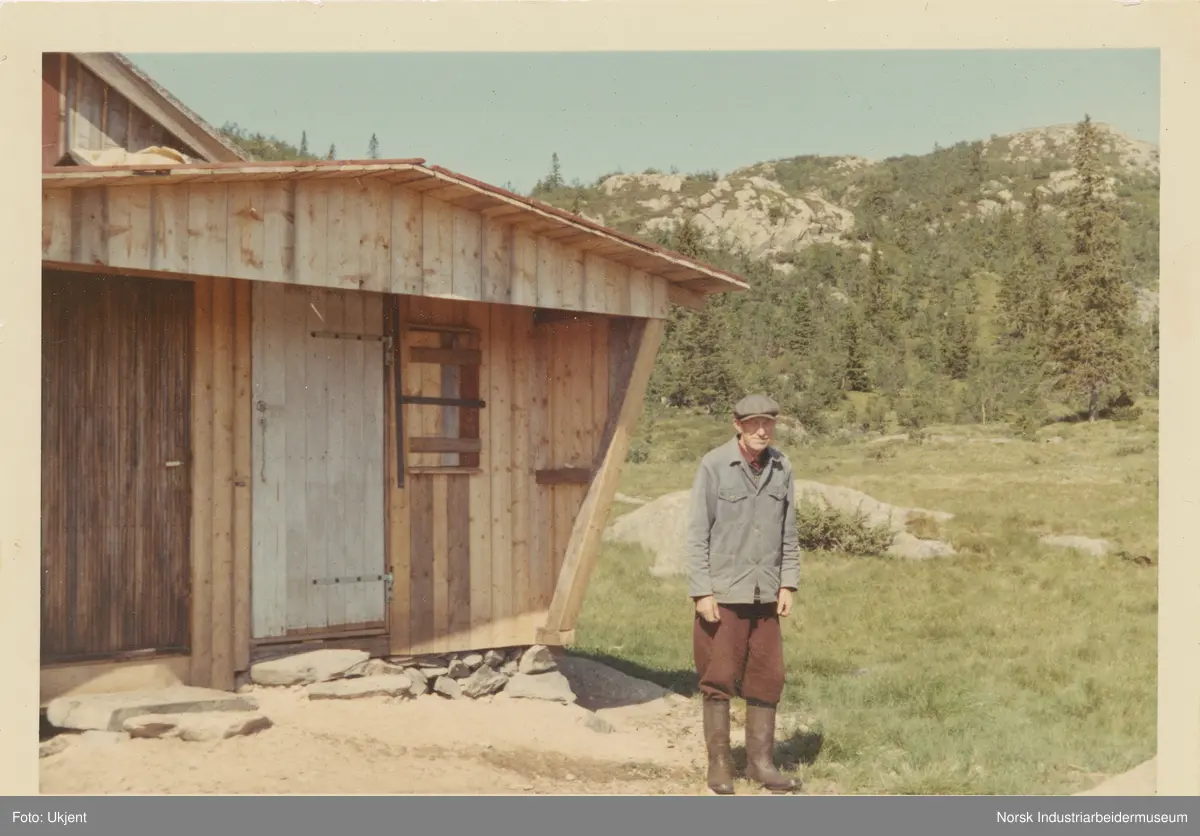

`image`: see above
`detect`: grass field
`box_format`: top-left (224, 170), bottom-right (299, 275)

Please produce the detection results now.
top-left (571, 401), bottom-right (1159, 795)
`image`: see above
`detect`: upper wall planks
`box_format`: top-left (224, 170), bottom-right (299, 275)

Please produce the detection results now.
top-left (52, 54), bottom-right (206, 164)
top-left (42, 180), bottom-right (674, 319)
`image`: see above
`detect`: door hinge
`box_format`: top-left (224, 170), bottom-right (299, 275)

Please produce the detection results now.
top-left (384, 571), bottom-right (394, 602)
top-left (311, 574), bottom-right (387, 585)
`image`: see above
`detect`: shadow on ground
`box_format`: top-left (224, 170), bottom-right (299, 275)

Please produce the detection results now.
top-left (561, 649), bottom-right (700, 708)
top-left (731, 727), bottom-right (825, 771)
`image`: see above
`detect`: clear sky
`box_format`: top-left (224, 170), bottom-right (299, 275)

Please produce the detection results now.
top-left (126, 50), bottom-right (1160, 193)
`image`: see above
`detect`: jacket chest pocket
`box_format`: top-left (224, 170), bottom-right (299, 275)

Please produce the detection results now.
top-left (716, 487), bottom-right (750, 524)
top-left (764, 484), bottom-right (788, 526)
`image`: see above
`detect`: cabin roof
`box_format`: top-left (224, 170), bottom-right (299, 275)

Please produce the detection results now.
top-left (42, 157), bottom-right (751, 295)
top-left (71, 52), bottom-right (249, 163)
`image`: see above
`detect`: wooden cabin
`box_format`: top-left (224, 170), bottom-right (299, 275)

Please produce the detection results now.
top-left (38, 54), bottom-right (749, 704)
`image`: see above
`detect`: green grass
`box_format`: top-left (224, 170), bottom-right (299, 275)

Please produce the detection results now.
top-left (573, 401), bottom-right (1158, 795)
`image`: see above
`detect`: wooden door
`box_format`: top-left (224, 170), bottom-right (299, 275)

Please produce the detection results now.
top-left (250, 283), bottom-right (390, 639)
top-left (40, 271), bottom-right (194, 664)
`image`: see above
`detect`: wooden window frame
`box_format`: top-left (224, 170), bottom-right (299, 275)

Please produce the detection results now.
top-left (400, 321), bottom-right (486, 478)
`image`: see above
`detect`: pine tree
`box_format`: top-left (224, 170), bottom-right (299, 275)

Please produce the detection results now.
top-left (943, 307), bottom-right (974, 380)
top-left (1046, 115), bottom-right (1139, 421)
top-left (678, 305), bottom-right (740, 410)
top-left (967, 141), bottom-right (986, 184)
top-left (863, 245), bottom-right (898, 344)
top-left (841, 312), bottom-right (870, 392)
top-left (670, 217), bottom-right (707, 259)
top-left (367, 133), bottom-right (380, 159)
top-left (785, 288), bottom-right (814, 358)
top-left (530, 153), bottom-right (566, 196)
top-left (299, 130), bottom-right (309, 157)
top-left (547, 153), bottom-right (563, 190)
top-left (327, 144), bottom-right (336, 160)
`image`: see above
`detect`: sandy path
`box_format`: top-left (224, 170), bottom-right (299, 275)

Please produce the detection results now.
top-left (40, 686), bottom-right (711, 796)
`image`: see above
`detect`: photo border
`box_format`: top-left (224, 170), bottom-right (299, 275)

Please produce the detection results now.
top-left (1, 0), bottom-right (1195, 797)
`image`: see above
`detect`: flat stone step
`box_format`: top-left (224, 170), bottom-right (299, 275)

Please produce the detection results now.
top-left (46, 686), bottom-right (258, 733)
top-left (307, 675), bottom-right (415, 701)
top-left (250, 649), bottom-right (369, 686)
top-left (124, 711), bottom-right (273, 742)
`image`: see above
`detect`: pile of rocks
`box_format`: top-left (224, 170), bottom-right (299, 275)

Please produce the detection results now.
top-left (41, 685), bottom-right (274, 754)
top-left (247, 645), bottom-right (578, 705)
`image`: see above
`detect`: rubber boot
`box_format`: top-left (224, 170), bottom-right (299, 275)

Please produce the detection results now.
top-left (744, 703), bottom-right (800, 793)
top-left (702, 698), bottom-right (736, 795)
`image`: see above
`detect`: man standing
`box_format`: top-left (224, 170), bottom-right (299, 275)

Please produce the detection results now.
top-left (685, 393), bottom-right (802, 795)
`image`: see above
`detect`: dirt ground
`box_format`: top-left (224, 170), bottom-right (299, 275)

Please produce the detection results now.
top-left (37, 657), bottom-right (1143, 796)
top-left (40, 687), bottom-right (701, 795)
top-left (39, 654), bottom-right (831, 796)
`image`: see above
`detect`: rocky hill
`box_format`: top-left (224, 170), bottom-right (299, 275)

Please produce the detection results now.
top-left (537, 121), bottom-right (1158, 293)
top-left (524, 120), bottom-right (1159, 431)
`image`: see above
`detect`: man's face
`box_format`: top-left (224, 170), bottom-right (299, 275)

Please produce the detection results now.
top-left (735, 416), bottom-right (775, 452)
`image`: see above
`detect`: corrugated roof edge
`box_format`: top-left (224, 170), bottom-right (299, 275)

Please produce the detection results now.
top-left (42, 157), bottom-right (752, 293)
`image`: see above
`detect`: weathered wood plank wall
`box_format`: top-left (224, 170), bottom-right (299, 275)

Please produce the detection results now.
top-left (41, 181), bottom-right (673, 319)
top-left (40, 269), bottom-right (638, 686)
top-left (387, 296), bottom-right (616, 656)
top-left (190, 274), bottom-right (253, 691)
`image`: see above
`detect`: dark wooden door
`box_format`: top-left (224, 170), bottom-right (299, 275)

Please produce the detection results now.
top-left (41, 271), bottom-right (194, 664)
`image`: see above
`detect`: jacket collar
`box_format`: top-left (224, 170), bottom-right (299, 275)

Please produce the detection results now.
top-left (722, 436), bottom-right (782, 478)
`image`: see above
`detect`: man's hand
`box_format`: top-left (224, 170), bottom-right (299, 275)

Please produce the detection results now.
top-left (777, 588), bottom-right (793, 617)
top-left (695, 595), bottom-right (721, 623)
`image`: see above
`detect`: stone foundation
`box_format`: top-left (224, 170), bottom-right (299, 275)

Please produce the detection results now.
top-left (245, 644), bottom-right (577, 705)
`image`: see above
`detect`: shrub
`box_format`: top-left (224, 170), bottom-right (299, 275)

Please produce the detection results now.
top-left (905, 512), bottom-right (943, 540)
top-left (866, 444), bottom-right (899, 462)
top-left (1012, 410), bottom-right (1042, 440)
top-left (798, 500), bottom-right (897, 556)
top-left (1109, 404), bottom-right (1143, 422)
top-left (626, 439), bottom-right (650, 463)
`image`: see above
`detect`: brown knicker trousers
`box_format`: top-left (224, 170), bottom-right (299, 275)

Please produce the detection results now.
top-left (693, 602), bottom-right (785, 706)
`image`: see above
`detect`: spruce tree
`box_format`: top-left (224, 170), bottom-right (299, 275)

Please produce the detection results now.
top-left (943, 306), bottom-right (974, 381)
top-left (863, 245), bottom-right (897, 344)
top-left (841, 312), bottom-right (870, 392)
top-left (680, 304), bottom-right (740, 410)
top-left (1046, 115), bottom-right (1138, 421)
top-left (786, 288), bottom-right (814, 358)
top-left (367, 133), bottom-right (380, 159)
top-left (299, 130), bottom-right (309, 157)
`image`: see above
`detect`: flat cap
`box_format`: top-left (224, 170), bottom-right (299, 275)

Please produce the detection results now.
top-left (733, 393), bottom-right (780, 420)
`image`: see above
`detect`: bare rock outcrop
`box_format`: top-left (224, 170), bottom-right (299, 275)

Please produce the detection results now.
top-left (605, 480), bottom-right (956, 579)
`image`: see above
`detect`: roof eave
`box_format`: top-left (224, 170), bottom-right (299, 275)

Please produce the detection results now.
top-left (41, 159), bottom-right (750, 296)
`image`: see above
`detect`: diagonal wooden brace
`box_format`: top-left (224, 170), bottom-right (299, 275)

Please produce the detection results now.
top-left (536, 317), bottom-right (666, 644)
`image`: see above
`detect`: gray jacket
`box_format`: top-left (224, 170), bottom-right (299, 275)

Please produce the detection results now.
top-left (684, 437), bottom-right (801, 604)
